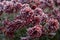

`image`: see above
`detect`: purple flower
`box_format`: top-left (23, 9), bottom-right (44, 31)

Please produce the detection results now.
top-left (44, 18), bottom-right (59, 33)
top-left (27, 25), bottom-right (42, 38)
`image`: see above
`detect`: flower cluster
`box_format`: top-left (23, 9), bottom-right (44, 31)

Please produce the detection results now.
top-left (0, 0), bottom-right (60, 40)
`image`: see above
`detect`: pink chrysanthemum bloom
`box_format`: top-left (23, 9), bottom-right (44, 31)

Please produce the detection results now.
top-left (38, 0), bottom-right (47, 9)
top-left (44, 18), bottom-right (59, 33)
top-left (34, 8), bottom-right (48, 23)
top-left (45, 0), bottom-right (54, 9)
top-left (13, 2), bottom-right (22, 13)
top-left (27, 25), bottom-right (42, 38)
top-left (4, 1), bottom-right (14, 13)
top-left (32, 15), bottom-right (41, 25)
top-left (34, 8), bottom-right (45, 16)
top-left (53, 8), bottom-right (60, 21)
top-left (13, 19), bottom-right (26, 30)
top-left (20, 6), bottom-right (34, 24)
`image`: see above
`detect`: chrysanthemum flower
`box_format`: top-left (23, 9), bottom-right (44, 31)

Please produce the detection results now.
top-left (44, 18), bottom-right (59, 33)
top-left (27, 25), bottom-right (42, 38)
